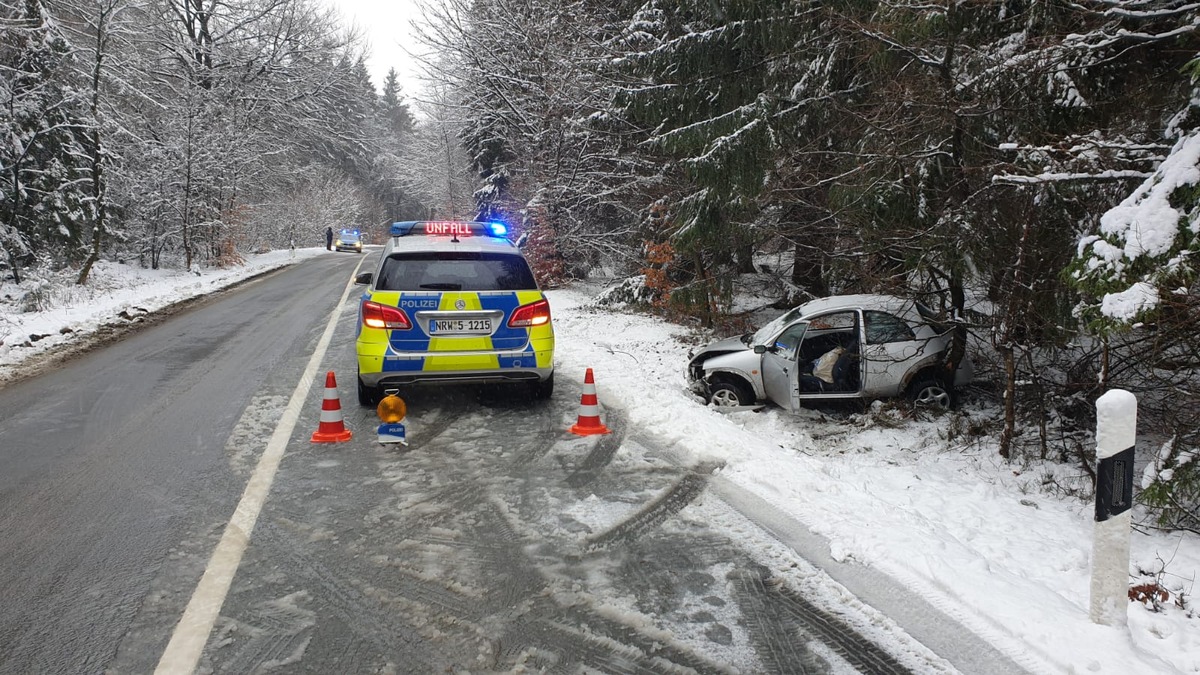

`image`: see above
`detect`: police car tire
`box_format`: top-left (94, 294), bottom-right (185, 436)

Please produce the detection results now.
top-left (357, 376), bottom-right (379, 406)
top-left (530, 373), bottom-right (554, 400)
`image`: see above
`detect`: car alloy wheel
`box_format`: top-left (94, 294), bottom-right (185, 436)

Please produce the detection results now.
top-left (709, 381), bottom-right (752, 407)
top-left (909, 379), bottom-right (951, 410)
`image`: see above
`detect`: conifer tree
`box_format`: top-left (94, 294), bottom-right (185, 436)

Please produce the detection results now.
top-left (1, 0), bottom-right (91, 282)
top-left (615, 0), bottom-right (826, 320)
top-left (381, 68), bottom-right (415, 138)
top-left (1070, 55), bottom-right (1200, 529)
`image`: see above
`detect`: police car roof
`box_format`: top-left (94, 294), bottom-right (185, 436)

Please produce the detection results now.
top-left (386, 221), bottom-right (516, 254)
top-left (386, 237), bottom-right (516, 255)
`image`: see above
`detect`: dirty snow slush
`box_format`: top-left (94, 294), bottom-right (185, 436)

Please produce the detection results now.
top-left (117, 386), bottom-right (956, 673)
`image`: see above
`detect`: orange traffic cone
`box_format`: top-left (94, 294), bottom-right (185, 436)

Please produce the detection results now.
top-left (569, 367), bottom-right (611, 436)
top-left (311, 371), bottom-right (353, 443)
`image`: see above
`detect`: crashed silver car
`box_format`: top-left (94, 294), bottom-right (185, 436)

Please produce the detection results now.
top-left (687, 294), bottom-right (972, 411)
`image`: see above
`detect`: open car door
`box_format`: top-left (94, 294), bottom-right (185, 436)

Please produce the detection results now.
top-left (794, 310), bottom-right (863, 403)
top-left (760, 322), bottom-right (807, 412)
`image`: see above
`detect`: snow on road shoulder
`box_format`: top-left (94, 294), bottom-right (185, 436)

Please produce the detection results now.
top-left (547, 285), bottom-right (1200, 675)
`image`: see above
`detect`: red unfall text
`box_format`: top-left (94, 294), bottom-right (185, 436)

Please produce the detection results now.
top-left (425, 221), bottom-right (473, 236)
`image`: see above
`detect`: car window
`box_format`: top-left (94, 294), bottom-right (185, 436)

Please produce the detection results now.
top-left (807, 312), bottom-right (855, 331)
top-left (864, 310), bottom-right (915, 344)
top-left (772, 322), bottom-right (808, 359)
top-left (751, 306), bottom-right (805, 346)
top-left (376, 252), bottom-right (537, 291)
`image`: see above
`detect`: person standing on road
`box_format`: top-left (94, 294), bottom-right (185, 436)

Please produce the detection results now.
top-left (325, 226), bottom-right (333, 250)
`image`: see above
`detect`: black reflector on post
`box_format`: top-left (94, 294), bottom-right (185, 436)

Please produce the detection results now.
top-left (1095, 446), bottom-right (1134, 522)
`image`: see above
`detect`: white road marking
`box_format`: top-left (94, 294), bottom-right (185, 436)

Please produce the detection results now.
top-left (155, 257), bottom-right (368, 675)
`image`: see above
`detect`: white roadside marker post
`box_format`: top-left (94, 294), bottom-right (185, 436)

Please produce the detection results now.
top-left (1090, 389), bottom-right (1137, 626)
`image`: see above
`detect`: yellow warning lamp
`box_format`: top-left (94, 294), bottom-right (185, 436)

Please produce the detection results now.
top-left (376, 394), bottom-right (407, 423)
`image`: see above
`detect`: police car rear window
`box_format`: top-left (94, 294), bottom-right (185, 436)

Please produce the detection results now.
top-left (376, 252), bottom-right (537, 292)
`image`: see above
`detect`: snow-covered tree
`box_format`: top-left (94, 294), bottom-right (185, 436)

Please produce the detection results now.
top-left (380, 68), bottom-right (414, 138)
top-left (112, 0), bottom-right (374, 268)
top-left (57, 0), bottom-right (139, 285)
top-left (1, 0), bottom-right (91, 282)
top-left (371, 66), bottom-right (421, 222)
top-left (392, 80), bottom-right (475, 220)
top-left (1072, 61), bottom-right (1200, 529)
top-left (415, 0), bottom-right (649, 276)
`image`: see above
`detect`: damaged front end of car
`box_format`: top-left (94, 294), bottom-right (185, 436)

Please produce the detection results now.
top-left (686, 334), bottom-right (763, 406)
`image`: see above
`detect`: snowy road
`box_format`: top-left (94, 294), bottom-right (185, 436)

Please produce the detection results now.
top-left (1, 254), bottom-right (1026, 673)
top-left (109, 383), bottom-right (956, 673)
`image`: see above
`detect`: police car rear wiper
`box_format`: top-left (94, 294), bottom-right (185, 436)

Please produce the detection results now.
top-left (419, 283), bottom-right (463, 290)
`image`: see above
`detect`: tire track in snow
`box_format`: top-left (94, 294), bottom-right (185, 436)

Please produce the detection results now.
top-left (584, 462), bottom-right (722, 551)
top-left (730, 564), bottom-right (916, 675)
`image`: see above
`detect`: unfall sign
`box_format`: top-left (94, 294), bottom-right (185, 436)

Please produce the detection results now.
top-left (424, 221), bottom-right (473, 236)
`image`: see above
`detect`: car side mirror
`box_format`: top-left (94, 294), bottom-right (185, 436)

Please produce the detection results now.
top-left (753, 345), bottom-right (767, 354)
top-left (354, 272), bottom-right (373, 285)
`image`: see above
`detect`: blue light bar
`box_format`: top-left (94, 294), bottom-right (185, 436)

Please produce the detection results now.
top-left (488, 222), bottom-right (508, 237)
top-left (390, 221), bottom-right (419, 237)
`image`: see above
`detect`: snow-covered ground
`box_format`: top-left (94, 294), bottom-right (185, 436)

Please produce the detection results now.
top-left (1, 249), bottom-right (1197, 674)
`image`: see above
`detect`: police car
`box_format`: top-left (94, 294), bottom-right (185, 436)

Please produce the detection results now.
top-left (354, 220), bottom-right (555, 404)
top-left (335, 228), bottom-right (363, 253)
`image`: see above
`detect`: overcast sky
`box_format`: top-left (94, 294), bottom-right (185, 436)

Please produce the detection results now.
top-left (327, 0), bottom-right (429, 98)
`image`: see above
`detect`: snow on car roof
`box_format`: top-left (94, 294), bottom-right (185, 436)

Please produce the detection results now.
top-left (750, 294), bottom-right (921, 345)
top-left (797, 294), bottom-right (915, 316)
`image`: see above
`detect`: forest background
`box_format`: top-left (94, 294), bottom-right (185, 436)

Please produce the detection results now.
top-left (3, 0), bottom-right (1200, 534)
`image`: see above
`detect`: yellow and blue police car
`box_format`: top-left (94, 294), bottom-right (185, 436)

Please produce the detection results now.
top-left (353, 220), bottom-right (555, 405)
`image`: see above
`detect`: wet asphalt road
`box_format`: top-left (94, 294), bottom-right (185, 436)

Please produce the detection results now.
top-left (0, 254), bottom-right (362, 673)
top-left (0, 253), bottom-right (1014, 674)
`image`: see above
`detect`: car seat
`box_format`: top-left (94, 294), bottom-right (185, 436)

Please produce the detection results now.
top-left (799, 373), bottom-right (826, 392)
top-left (831, 349), bottom-right (857, 392)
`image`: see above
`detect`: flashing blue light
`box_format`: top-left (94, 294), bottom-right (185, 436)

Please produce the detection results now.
top-left (390, 221), bottom-right (418, 237)
top-left (488, 222), bottom-right (508, 237)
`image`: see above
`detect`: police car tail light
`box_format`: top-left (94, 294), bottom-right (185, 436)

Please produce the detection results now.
top-left (362, 301), bottom-right (411, 330)
top-left (507, 299), bottom-right (551, 327)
